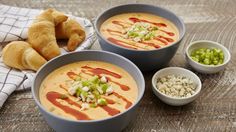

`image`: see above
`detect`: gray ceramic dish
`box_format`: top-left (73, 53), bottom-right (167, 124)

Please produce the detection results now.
top-left (32, 50), bottom-right (145, 132)
top-left (95, 4), bottom-right (185, 71)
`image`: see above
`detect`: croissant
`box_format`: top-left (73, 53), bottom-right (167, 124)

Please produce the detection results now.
top-left (28, 9), bottom-right (68, 60)
top-left (2, 41), bottom-right (47, 71)
top-left (56, 19), bottom-right (85, 51)
top-left (52, 9), bottom-right (69, 26)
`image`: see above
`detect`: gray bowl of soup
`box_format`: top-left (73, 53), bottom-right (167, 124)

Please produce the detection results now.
top-left (32, 50), bottom-right (145, 132)
top-left (95, 4), bottom-right (185, 71)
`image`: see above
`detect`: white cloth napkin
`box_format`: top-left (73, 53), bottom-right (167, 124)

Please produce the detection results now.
top-left (0, 4), bottom-right (96, 108)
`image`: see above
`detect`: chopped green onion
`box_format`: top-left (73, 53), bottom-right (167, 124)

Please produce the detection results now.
top-left (90, 103), bottom-right (97, 108)
top-left (101, 84), bottom-right (109, 93)
top-left (92, 90), bottom-right (101, 99)
top-left (90, 75), bottom-right (99, 83)
top-left (82, 81), bottom-right (90, 87)
top-left (67, 72), bottom-right (114, 106)
top-left (97, 98), bottom-right (107, 106)
top-left (76, 88), bottom-right (81, 97)
top-left (81, 91), bottom-right (88, 97)
top-left (190, 48), bottom-right (224, 65)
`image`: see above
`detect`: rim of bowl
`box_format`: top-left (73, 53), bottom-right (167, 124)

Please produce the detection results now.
top-left (186, 40), bottom-right (231, 68)
top-left (32, 50), bottom-right (145, 123)
top-left (151, 67), bottom-right (202, 100)
top-left (95, 3), bottom-right (186, 52)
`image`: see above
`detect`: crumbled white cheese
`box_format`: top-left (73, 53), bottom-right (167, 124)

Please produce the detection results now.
top-left (106, 86), bottom-right (114, 95)
top-left (133, 37), bottom-right (141, 42)
top-left (140, 30), bottom-right (147, 35)
top-left (75, 97), bottom-right (81, 102)
top-left (86, 97), bottom-right (91, 103)
top-left (68, 86), bottom-right (77, 95)
top-left (100, 76), bottom-right (107, 83)
top-left (67, 73), bottom-right (115, 107)
top-left (82, 86), bottom-right (89, 92)
top-left (125, 22), bottom-right (156, 42)
top-left (88, 94), bottom-right (95, 99)
top-left (156, 75), bottom-right (196, 98)
top-left (81, 103), bottom-right (89, 111)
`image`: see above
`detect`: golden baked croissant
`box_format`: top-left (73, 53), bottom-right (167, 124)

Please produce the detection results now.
top-left (56, 19), bottom-right (86, 51)
top-left (28, 9), bottom-right (68, 60)
top-left (2, 41), bottom-right (47, 71)
top-left (52, 9), bottom-right (69, 26)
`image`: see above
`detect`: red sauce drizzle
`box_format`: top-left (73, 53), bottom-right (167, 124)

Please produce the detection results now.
top-left (81, 70), bottom-right (130, 91)
top-left (109, 34), bottom-right (124, 39)
top-left (66, 98), bottom-right (82, 108)
top-left (110, 80), bottom-right (130, 91)
top-left (112, 20), bottom-right (125, 28)
top-left (81, 66), bottom-right (122, 79)
top-left (107, 29), bottom-right (123, 34)
top-left (108, 37), bottom-right (161, 49)
top-left (63, 66), bottom-right (132, 116)
top-left (113, 92), bottom-right (132, 109)
top-left (106, 29), bottom-right (173, 46)
top-left (103, 97), bottom-right (116, 104)
top-left (154, 37), bottom-right (168, 45)
top-left (160, 29), bottom-right (175, 36)
top-left (107, 18), bottom-right (175, 49)
top-left (81, 69), bottom-right (96, 76)
top-left (58, 84), bottom-right (119, 116)
top-left (59, 84), bottom-right (68, 91)
top-left (107, 37), bottom-right (138, 49)
top-left (106, 77), bottom-right (130, 91)
top-left (67, 72), bottom-right (78, 80)
top-left (101, 106), bottom-right (120, 116)
top-left (46, 91), bottom-right (91, 120)
top-left (108, 37), bottom-right (159, 49)
top-left (112, 20), bottom-right (131, 28)
top-left (158, 35), bottom-right (174, 42)
top-left (90, 98), bottom-right (120, 116)
top-left (129, 17), bottom-right (167, 27)
top-left (141, 41), bottom-right (160, 49)
top-left (59, 69), bottom-right (131, 118)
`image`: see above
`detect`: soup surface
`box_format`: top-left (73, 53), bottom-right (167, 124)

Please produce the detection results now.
top-left (100, 13), bottom-right (179, 50)
top-left (39, 61), bottom-right (138, 120)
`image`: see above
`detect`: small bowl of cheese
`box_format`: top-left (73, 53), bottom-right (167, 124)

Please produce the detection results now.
top-left (152, 67), bottom-right (201, 106)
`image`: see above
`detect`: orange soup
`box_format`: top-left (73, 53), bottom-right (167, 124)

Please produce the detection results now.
top-left (39, 61), bottom-right (138, 120)
top-left (100, 13), bottom-right (179, 50)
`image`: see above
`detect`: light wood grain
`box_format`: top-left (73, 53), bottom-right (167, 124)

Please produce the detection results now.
top-left (0, 0), bottom-right (236, 131)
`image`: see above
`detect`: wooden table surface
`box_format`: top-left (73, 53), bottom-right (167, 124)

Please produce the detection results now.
top-left (0, 0), bottom-right (236, 131)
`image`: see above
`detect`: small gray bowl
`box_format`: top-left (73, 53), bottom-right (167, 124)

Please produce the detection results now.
top-left (185, 40), bottom-right (231, 74)
top-left (95, 4), bottom-right (185, 71)
top-left (32, 50), bottom-right (145, 132)
top-left (152, 67), bottom-right (201, 106)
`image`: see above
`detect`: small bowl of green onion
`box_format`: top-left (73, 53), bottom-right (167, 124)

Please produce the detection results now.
top-left (185, 40), bottom-right (231, 74)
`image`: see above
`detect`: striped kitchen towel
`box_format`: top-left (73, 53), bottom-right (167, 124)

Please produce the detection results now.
top-left (0, 4), bottom-right (96, 108)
